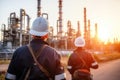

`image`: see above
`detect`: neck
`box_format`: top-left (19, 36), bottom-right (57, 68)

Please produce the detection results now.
top-left (76, 47), bottom-right (83, 51)
top-left (32, 35), bottom-right (48, 41)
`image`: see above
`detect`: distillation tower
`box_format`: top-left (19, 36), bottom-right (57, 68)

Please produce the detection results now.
top-left (37, 0), bottom-right (41, 17)
top-left (83, 7), bottom-right (91, 48)
top-left (1, 9), bottom-right (30, 49)
top-left (57, 0), bottom-right (63, 37)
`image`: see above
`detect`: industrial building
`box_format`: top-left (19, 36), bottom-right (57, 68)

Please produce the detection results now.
top-left (0, 0), bottom-right (99, 52)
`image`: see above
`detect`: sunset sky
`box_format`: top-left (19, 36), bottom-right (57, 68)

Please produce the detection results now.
top-left (0, 0), bottom-right (120, 42)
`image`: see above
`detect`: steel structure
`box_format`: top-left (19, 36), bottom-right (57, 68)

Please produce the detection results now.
top-left (37, 0), bottom-right (41, 17)
top-left (0, 0), bottom-right (97, 51)
top-left (1, 9), bottom-right (30, 49)
top-left (84, 8), bottom-right (87, 42)
top-left (58, 0), bottom-right (63, 36)
top-left (76, 21), bottom-right (81, 37)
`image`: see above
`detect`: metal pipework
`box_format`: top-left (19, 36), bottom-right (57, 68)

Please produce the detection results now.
top-left (42, 13), bottom-right (48, 20)
top-left (58, 0), bottom-right (63, 35)
top-left (1, 24), bottom-right (6, 31)
top-left (95, 23), bottom-right (98, 39)
top-left (67, 20), bottom-right (72, 36)
top-left (1, 24), bottom-right (6, 46)
top-left (77, 21), bottom-right (81, 36)
top-left (10, 12), bottom-right (16, 29)
top-left (26, 14), bottom-right (31, 44)
top-left (87, 20), bottom-right (91, 48)
top-left (26, 14), bottom-right (30, 33)
top-left (37, 0), bottom-right (41, 17)
top-left (56, 20), bottom-right (59, 36)
top-left (20, 9), bottom-right (26, 47)
top-left (10, 12), bottom-right (16, 18)
top-left (84, 7), bottom-right (87, 40)
top-left (88, 20), bottom-right (90, 39)
top-left (49, 26), bottom-right (54, 37)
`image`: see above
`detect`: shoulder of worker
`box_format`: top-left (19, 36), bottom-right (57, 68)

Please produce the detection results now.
top-left (69, 49), bottom-right (92, 59)
top-left (43, 45), bottom-right (61, 56)
top-left (14, 45), bottom-right (28, 52)
top-left (70, 48), bottom-right (90, 55)
top-left (68, 50), bottom-right (78, 61)
top-left (84, 49), bottom-right (93, 54)
top-left (11, 45), bottom-right (28, 56)
top-left (12, 45), bottom-right (25, 52)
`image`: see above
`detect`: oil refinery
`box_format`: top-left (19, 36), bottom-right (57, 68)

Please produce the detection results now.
top-left (0, 0), bottom-right (102, 55)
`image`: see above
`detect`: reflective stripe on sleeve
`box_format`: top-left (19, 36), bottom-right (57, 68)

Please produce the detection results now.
top-left (67, 66), bottom-right (72, 69)
top-left (92, 62), bottom-right (98, 66)
top-left (5, 72), bottom-right (16, 80)
top-left (55, 73), bottom-right (66, 80)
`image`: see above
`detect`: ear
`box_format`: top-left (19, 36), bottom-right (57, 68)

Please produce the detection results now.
top-left (41, 34), bottom-right (48, 40)
top-left (44, 34), bottom-right (48, 38)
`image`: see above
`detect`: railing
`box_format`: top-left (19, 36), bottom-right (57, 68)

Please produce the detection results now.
top-left (0, 52), bottom-right (13, 60)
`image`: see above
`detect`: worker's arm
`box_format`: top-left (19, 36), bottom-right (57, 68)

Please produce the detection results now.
top-left (90, 54), bottom-right (99, 69)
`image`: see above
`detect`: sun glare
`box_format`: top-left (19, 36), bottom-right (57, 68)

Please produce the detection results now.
top-left (98, 28), bottom-right (110, 43)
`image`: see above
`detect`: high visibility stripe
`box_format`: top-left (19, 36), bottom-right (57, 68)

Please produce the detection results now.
top-left (92, 62), bottom-right (98, 66)
top-left (5, 72), bottom-right (16, 80)
top-left (55, 73), bottom-right (66, 80)
top-left (67, 66), bottom-right (72, 69)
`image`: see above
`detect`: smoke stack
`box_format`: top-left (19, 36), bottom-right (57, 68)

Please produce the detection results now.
top-left (67, 20), bottom-right (72, 36)
top-left (88, 20), bottom-right (90, 39)
top-left (37, 0), bottom-right (41, 17)
top-left (84, 7), bottom-right (87, 40)
top-left (58, 0), bottom-right (63, 35)
top-left (76, 21), bottom-right (81, 37)
top-left (95, 23), bottom-right (98, 39)
top-left (87, 19), bottom-right (91, 48)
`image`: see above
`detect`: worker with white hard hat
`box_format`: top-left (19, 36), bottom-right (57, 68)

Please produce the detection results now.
top-left (67, 36), bottom-right (98, 80)
top-left (5, 17), bottom-right (66, 80)
top-left (30, 17), bottom-right (49, 37)
top-left (74, 36), bottom-right (85, 47)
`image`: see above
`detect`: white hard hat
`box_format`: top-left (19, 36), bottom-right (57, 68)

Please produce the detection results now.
top-left (74, 36), bottom-right (85, 47)
top-left (29, 17), bottom-right (49, 36)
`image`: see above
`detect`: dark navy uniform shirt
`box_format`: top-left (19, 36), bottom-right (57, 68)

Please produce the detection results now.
top-left (67, 48), bottom-right (98, 75)
top-left (5, 39), bottom-right (66, 80)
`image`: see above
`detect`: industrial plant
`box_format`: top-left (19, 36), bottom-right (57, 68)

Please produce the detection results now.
top-left (0, 0), bottom-right (101, 56)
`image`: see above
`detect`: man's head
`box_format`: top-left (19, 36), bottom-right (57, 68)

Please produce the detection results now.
top-left (29, 17), bottom-right (49, 40)
top-left (74, 36), bottom-right (85, 47)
